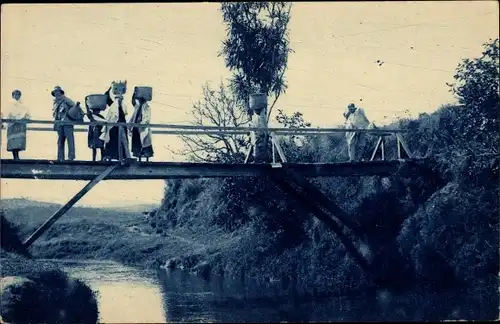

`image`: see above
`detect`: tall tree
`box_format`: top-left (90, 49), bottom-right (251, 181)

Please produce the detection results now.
top-left (177, 81), bottom-right (251, 163)
top-left (220, 2), bottom-right (293, 121)
top-left (447, 38), bottom-right (499, 150)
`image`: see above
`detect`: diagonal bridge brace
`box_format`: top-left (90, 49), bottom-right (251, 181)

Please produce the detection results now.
top-left (23, 164), bottom-right (120, 248)
top-left (267, 166), bottom-right (372, 274)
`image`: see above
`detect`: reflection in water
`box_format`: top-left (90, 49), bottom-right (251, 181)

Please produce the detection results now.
top-left (52, 259), bottom-right (497, 323)
top-left (58, 259), bottom-right (167, 323)
top-left (158, 269), bottom-right (498, 323)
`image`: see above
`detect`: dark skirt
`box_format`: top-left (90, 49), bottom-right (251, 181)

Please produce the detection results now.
top-left (103, 126), bottom-right (129, 160)
top-left (7, 122), bottom-right (27, 152)
top-left (131, 128), bottom-right (154, 158)
top-left (87, 126), bottom-right (104, 149)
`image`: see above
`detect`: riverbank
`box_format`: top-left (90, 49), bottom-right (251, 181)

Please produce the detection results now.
top-left (0, 198), bottom-right (243, 272)
top-left (1, 183), bottom-right (499, 321)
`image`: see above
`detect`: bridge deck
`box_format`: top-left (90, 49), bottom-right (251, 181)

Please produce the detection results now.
top-left (0, 159), bottom-right (419, 180)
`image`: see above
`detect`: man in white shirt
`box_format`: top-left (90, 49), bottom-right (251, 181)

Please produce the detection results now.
top-left (344, 103), bottom-right (371, 162)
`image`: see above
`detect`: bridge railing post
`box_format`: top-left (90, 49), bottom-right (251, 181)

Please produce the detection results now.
top-left (396, 133), bottom-right (413, 159)
top-left (270, 132), bottom-right (287, 163)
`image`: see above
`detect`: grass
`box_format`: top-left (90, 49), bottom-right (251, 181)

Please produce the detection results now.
top-left (1, 207), bottom-right (100, 324)
top-left (0, 198), bottom-right (241, 271)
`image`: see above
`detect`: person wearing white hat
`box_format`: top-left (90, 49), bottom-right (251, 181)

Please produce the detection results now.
top-left (343, 103), bottom-right (372, 162)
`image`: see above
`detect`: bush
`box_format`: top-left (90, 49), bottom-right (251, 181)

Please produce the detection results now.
top-left (1, 211), bottom-right (31, 258)
top-left (1, 269), bottom-right (99, 324)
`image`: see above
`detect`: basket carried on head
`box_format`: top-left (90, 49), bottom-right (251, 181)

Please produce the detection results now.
top-left (112, 80), bottom-right (127, 96)
top-left (85, 94), bottom-right (108, 111)
top-left (134, 86), bottom-right (153, 101)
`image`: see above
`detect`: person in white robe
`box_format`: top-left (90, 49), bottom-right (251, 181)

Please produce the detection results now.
top-left (99, 82), bottom-right (132, 163)
top-left (344, 103), bottom-right (373, 162)
top-left (5, 90), bottom-right (30, 160)
top-left (129, 89), bottom-right (154, 162)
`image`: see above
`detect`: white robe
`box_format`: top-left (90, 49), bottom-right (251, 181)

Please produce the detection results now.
top-left (99, 97), bottom-right (128, 144)
top-left (344, 107), bottom-right (376, 161)
top-left (129, 101), bottom-right (152, 147)
top-left (345, 107), bottom-right (370, 144)
top-left (7, 99), bottom-right (30, 120)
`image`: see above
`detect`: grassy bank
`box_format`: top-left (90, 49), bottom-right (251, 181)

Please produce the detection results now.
top-left (149, 103), bottom-right (499, 298)
top-left (0, 199), bottom-right (237, 271)
top-left (1, 212), bottom-right (99, 324)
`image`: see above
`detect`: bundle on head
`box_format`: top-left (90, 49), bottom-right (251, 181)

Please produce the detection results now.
top-left (85, 94), bottom-right (108, 111)
top-left (111, 80), bottom-right (127, 96)
top-left (134, 86), bottom-right (153, 101)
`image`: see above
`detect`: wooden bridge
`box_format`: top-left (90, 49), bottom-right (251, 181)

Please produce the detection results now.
top-left (1, 118), bottom-right (416, 284)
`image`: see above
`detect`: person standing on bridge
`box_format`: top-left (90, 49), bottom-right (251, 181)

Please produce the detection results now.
top-left (84, 96), bottom-right (107, 162)
top-left (129, 87), bottom-right (154, 162)
top-left (99, 81), bottom-right (132, 165)
top-left (5, 89), bottom-right (30, 160)
top-left (52, 86), bottom-right (77, 161)
top-left (343, 103), bottom-right (373, 162)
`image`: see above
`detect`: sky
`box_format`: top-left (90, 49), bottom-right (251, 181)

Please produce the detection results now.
top-left (1, 1), bottom-right (498, 207)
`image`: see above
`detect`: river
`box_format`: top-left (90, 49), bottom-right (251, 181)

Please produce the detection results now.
top-left (49, 259), bottom-right (497, 323)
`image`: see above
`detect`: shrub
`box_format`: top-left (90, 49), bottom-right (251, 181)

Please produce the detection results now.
top-left (1, 269), bottom-right (99, 324)
top-left (1, 211), bottom-right (31, 258)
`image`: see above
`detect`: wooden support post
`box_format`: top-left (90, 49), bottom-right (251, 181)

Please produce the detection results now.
top-left (396, 133), bottom-right (413, 159)
top-left (271, 132), bottom-right (287, 163)
top-left (278, 167), bottom-right (364, 238)
top-left (272, 137), bottom-right (276, 163)
top-left (370, 136), bottom-right (383, 161)
top-left (118, 126), bottom-right (132, 164)
top-left (249, 94), bottom-right (269, 163)
top-left (397, 136), bottom-right (402, 159)
top-left (118, 127), bottom-right (123, 161)
top-left (244, 142), bottom-right (253, 164)
top-left (269, 171), bottom-right (371, 274)
top-left (381, 138), bottom-right (385, 161)
top-left (23, 164), bottom-right (120, 248)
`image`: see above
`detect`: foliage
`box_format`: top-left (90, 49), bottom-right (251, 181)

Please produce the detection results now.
top-left (274, 109), bottom-right (314, 162)
top-left (275, 109), bottom-right (311, 129)
top-left (446, 38), bottom-right (499, 152)
top-left (156, 80), bottom-right (499, 293)
top-left (176, 82), bottom-right (251, 163)
top-left (1, 211), bottom-right (31, 258)
top-left (220, 2), bottom-right (293, 120)
top-left (398, 182), bottom-right (498, 285)
top-left (0, 269), bottom-right (99, 324)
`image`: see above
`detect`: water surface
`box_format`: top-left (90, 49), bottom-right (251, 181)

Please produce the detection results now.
top-left (52, 259), bottom-right (497, 323)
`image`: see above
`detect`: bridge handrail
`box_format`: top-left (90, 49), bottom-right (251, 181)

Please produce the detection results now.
top-left (0, 118), bottom-right (407, 135)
